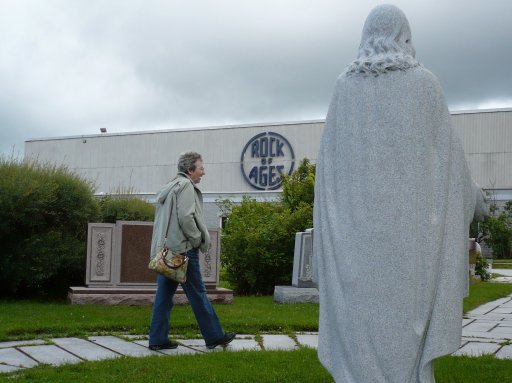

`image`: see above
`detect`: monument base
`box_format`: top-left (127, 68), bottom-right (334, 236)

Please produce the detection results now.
top-left (68, 286), bottom-right (234, 305)
top-left (273, 285), bottom-right (319, 304)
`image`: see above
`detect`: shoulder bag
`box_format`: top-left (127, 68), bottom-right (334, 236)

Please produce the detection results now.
top-left (148, 193), bottom-right (188, 283)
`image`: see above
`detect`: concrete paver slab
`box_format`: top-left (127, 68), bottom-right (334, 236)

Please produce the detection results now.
top-left (53, 337), bottom-right (120, 361)
top-left (491, 308), bottom-right (512, 314)
top-left (158, 346), bottom-right (201, 355)
top-left (177, 339), bottom-right (221, 352)
top-left (462, 319), bottom-right (475, 327)
top-left (18, 345), bottom-right (81, 366)
top-left (462, 329), bottom-right (499, 338)
top-left (123, 335), bottom-right (146, 339)
top-left (489, 298), bottom-right (512, 305)
top-left (461, 330), bottom-right (504, 339)
top-left (0, 364), bottom-right (24, 373)
top-left (133, 340), bottom-right (199, 355)
top-left (0, 340), bottom-right (45, 349)
top-left (496, 345), bottom-right (512, 359)
top-left (463, 322), bottom-right (498, 332)
top-left (296, 334), bottom-right (318, 349)
top-left (88, 336), bottom-right (158, 357)
top-left (467, 304), bottom-right (500, 316)
top-left (492, 269), bottom-right (512, 277)
top-left (465, 318), bottom-right (507, 323)
top-left (494, 277), bottom-right (512, 283)
top-left (452, 342), bottom-right (500, 357)
top-left (0, 348), bottom-right (38, 368)
top-left (177, 339), bottom-right (205, 347)
top-left (233, 334), bottom-right (255, 339)
top-left (487, 328), bottom-right (512, 338)
top-left (261, 335), bottom-right (297, 351)
top-left (470, 314), bottom-right (506, 321)
top-left (461, 337), bottom-right (506, 347)
top-left (225, 339), bottom-right (260, 351)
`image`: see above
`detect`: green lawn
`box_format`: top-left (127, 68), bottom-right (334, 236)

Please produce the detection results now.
top-left (493, 259), bottom-right (512, 269)
top-left (1, 282), bottom-right (512, 341)
top-left (0, 349), bottom-right (510, 383)
top-left (3, 349), bottom-right (333, 383)
top-left (463, 282), bottom-right (512, 313)
top-left (0, 296), bottom-right (318, 341)
top-left (1, 283), bottom-right (512, 382)
top-left (435, 354), bottom-right (512, 382)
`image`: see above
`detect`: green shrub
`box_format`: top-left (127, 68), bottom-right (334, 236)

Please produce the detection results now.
top-left (281, 158), bottom-right (315, 211)
top-left (220, 158), bottom-right (315, 295)
top-left (0, 157), bottom-right (99, 297)
top-left (480, 201), bottom-right (512, 259)
top-left (98, 195), bottom-right (155, 223)
top-left (221, 197), bottom-right (313, 295)
top-left (475, 254), bottom-right (490, 281)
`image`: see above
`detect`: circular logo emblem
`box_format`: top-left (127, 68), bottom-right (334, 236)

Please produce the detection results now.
top-left (240, 132), bottom-right (295, 190)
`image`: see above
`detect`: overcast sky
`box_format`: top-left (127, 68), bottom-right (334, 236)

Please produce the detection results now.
top-left (1, 0), bottom-right (511, 157)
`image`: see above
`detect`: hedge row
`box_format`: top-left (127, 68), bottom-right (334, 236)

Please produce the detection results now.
top-left (0, 158), bottom-right (154, 298)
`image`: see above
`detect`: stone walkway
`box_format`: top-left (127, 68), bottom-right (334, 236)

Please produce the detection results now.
top-left (1, 271), bottom-right (512, 374)
top-left (492, 267), bottom-right (512, 283)
top-left (0, 333), bottom-right (318, 373)
top-left (456, 268), bottom-right (512, 358)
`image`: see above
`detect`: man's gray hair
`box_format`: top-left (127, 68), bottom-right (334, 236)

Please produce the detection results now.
top-left (344, 4), bottom-right (420, 77)
top-left (178, 152), bottom-right (202, 173)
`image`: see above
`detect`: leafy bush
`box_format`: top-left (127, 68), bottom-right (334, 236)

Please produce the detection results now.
top-left (98, 195), bottom-right (155, 223)
top-left (475, 254), bottom-right (490, 281)
top-left (221, 197), bottom-right (313, 295)
top-left (220, 159), bottom-right (315, 295)
top-left (480, 201), bottom-right (512, 259)
top-left (0, 157), bottom-right (99, 297)
top-left (281, 158), bottom-right (315, 211)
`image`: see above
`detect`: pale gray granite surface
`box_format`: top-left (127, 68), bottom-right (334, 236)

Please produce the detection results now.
top-left (314, 4), bottom-right (487, 383)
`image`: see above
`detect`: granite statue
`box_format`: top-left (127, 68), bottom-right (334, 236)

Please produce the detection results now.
top-left (314, 4), bottom-right (488, 382)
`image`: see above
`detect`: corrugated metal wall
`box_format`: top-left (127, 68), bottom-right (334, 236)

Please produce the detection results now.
top-left (452, 110), bottom-right (512, 189)
top-left (25, 109), bottom-right (511, 195)
top-left (25, 121), bottom-right (325, 194)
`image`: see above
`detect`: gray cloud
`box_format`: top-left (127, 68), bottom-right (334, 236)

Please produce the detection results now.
top-left (1, 0), bottom-right (511, 156)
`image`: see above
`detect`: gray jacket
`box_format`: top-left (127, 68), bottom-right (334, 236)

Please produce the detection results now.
top-left (150, 172), bottom-right (210, 258)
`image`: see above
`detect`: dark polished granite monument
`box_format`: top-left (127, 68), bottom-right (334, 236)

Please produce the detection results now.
top-left (68, 221), bottom-right (233, 305)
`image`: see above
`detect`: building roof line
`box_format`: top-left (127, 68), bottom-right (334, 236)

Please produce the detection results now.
top-left (450, 107), bottom-right (512, 115)
top-left (25, 107), bottom-right (512, 143)
top-left (25, 119), bottom-right (326, 143)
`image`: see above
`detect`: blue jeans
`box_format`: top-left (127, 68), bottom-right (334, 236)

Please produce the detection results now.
top-left (149, 248), bottom-right (225, 346)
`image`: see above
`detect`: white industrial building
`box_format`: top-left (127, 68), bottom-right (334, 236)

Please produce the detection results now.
top-left (25, 108), bottom-right (512, 228)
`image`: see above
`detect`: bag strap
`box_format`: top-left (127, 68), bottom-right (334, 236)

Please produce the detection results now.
top-left (163, 191), bottom-right (176, 246)
top-left (163, 179), bottom-right (186, 247)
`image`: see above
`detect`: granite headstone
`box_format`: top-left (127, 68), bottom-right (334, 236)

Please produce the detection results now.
top-left (69, 221), bottom-right (232, 305)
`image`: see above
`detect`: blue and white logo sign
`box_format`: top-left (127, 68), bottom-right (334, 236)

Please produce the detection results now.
top-left (240, 132), bottom-right (295, 190)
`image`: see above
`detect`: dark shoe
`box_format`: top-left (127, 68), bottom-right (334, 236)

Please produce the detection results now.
top-left (206, 332), bottom-right (236, 349)
top-left (149, 340), bottom-right (179, 350)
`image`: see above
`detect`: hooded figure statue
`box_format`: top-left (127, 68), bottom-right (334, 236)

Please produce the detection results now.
top-left (314, 4), bottom-right (488, 383)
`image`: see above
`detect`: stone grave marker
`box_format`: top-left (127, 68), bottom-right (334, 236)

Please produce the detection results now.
top-left (69, 221), bottom-right (232, 305)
